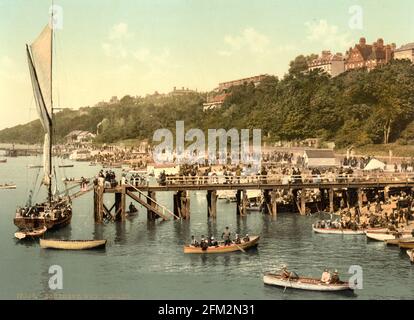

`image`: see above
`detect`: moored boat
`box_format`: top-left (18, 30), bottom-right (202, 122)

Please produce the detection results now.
top-left (183, 235), bottom-right (260, 254)
top-left (58, 164), bottom-right (74, 168)
top-left (312, 225), bottom-right (365, 235)
top-left (263, 273), bottom-right (353, 292)
top-left (0, 184), bottom-right (16, 190)
top-left (40, 239), bottom-right (107, 250)
top-left (398, 240), bottom-right (414, 249)
top-left (0, 158), bottom-right (7, 163)
top-left (366, 231), bottom-right (413, 242)
top-left (406, 250), bottom-right (414, 263)
top-left (14, 18), bottom-right (73, 233)
top-left (385, 237), bottom-right (414, 246)
top-left (14, 226), bottom-right (47, 240)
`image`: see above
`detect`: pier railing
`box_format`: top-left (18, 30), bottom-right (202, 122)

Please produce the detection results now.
top-left (162, 172), bottom-right (414, 186)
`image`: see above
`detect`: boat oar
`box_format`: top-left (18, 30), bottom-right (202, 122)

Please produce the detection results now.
top-left (283, 275), bottom-right (291, 293)
top-left (235, 243), bottom-right (246, 253)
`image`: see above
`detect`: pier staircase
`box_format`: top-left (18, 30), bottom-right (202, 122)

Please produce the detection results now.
top-left (125, 183), bottom-right (180, 220)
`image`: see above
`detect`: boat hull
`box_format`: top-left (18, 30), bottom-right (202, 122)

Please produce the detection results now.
top-left (263, 274), bottom-right (353, 292)
top-left (406, 250), bottom-right (414, 263)
top-left (399, 242), bottom-right (414, 249)
top-left (184, 236), bottom-right (260, 254)
top-left (14, 226), bottom-right (47, 240)
top-left (312, 225), bottom-right (365, 235)
top-left (40, 239), bottom-right (107, 250)
top-left (366, 232), bottom-right (412, 242)
top-left (14, 212), bottom-right (72, 230)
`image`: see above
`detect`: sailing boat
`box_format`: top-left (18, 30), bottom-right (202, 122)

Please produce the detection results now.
top-left (14, 16), bottom-right (72, 231)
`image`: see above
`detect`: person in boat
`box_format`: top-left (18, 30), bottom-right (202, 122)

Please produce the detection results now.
top-left (191, 235), bottom-right (199, 247)
top-left (210, 236), bottom-right (218, 247)
top-left (330, 270), bottom-right (340, 284)
top-left (234, 234), bottom-right (241, 244)
top-left (128, 202), bottom-right (137, 213)
top-left (222, 226), bottom-right (231, 246)
top-left (281, 265), bottom-right (299, 280)
top-left (200, 237), bottom-right (209, 251)
top-left (243, 234), bottom-right (250, 242)
top-left (321, 268), bottom-right (331, 284)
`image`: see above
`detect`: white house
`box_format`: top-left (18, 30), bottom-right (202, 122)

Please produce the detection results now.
top-left (308, 51), bottom-right (345, 77)
top-left (394, 43), bottom-right (414, 63)
top-left (303, 149), bottom-right (337, 168)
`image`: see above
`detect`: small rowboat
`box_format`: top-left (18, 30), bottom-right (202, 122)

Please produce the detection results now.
top-left (366, 231), bottom-right (413, 242)
top-left (58, 164), bottom-right (74, 168)
top-left (0, 184), bottom-right (16, 190)
top-left (385, 237), bottom-right (414, 246)
top-left (14, 226), bottom-right (47, 240)
top-left (263, 273), bottom-right (353, 292)
top-left (28, 164), bottom-right (43, 169)
top-left (183, 235), bottom-right (260, 254)
top-left (0, 158), bottom-right (7, 163)
top-left (312, 225), bottom-right (365, 235)
top-left (406, 250), bottom-right (414, 263)
top-left (398, 240), bottom-right (414, 249)
top-left (40, 239), bottom-right (107, 250)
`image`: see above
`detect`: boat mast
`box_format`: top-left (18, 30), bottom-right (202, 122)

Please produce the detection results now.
top-left (48, 1), bottom-right (54, 203)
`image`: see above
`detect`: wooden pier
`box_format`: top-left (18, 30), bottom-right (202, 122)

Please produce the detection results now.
top-left (91, 173), bottom-right (414, 222)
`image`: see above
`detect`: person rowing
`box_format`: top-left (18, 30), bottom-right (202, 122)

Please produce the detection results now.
top-left (321, 268), bottom-right (331, 284)
top-left (191, 235), bottom-right (199, 247)
top-left (243, 234), bottom-right (250, 242)
top-left (280, 265), bottom-right (299, 280)
top-left (330, 270), bottom-right (340, 284)
top-left (234, 234), bottom-right (241, 244)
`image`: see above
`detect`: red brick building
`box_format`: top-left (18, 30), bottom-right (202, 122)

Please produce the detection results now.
top-left (345, 38), bottom-right (396, 71)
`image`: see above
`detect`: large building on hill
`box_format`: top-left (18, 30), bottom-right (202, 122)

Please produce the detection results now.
top-left (394, 43), bottom-right (414, 63)
top-left (308, 51), bottom-right (345, 77)
top-left (344, 37), bottom-right (396, 71)
top-left (217, 74), bottom-right (268, 91)
top-left (169, 87), bottom-right (196, 96)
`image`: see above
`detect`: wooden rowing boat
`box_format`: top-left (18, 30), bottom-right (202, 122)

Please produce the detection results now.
top-left (58, 164), bottom-right (74, 168)
top-left (183, 235), bottom-right (260, 254)
top-left (406, 250), bottom-right (414, 263)
top-left (312, 225), bottom-right (365, 235)
top-left (14, 226), bottom-right (47, 240)
top-left (385, 237), bottom-right (414, 246)
top-left (40, 239), bottom-right (107, 250)
top-left (366, 231), bottom-right (413, 242)
top-left (263, 273), bottom-right (353, 292)
top-left (398, 240), bottom-right (414, 249)
top-left (0, 184), bottom-right (16, 190)
top-left (0, 158), bottom-right (7, 163)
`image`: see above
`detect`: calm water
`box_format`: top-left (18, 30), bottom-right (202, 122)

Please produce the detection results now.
top-left (0, 154), bottom-right (413, 300)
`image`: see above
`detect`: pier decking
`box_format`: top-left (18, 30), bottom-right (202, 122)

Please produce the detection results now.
top-left (91, 173), bottom-right (414, 222)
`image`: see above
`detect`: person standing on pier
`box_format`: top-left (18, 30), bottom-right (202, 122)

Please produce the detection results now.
top-left (222, 227), bottom-right (231, 246)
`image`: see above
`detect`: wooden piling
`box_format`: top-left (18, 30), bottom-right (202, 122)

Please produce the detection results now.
top-left (93, 186), bottom-right (104, 223)
top-left (358, 188), bottom-right (363, 210)
top-left (174, 191), bottom-right (190, 219)
top-left (329, 187), bottom-right (334, 213)
top-left (300, 188), bottom-right (306, 215)
top-left (207, 190), bottom-right (217, 219)
top-left (147, 191), bottom-right (158, 221)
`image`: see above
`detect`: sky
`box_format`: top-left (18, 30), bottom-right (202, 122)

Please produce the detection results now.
top-left (0, 0), bottom-right (414, 129)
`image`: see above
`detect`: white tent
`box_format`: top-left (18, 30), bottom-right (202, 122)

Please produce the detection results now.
top-left (364, 158), bottom-right (386, 171)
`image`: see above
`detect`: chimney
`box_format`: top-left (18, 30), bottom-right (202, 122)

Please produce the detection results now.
top-left (359, 37), bottom-right (366, 46)
top-left (173, 86), bottom-right (176, 91)
top-left (182, 86), bottom-right (184, 90)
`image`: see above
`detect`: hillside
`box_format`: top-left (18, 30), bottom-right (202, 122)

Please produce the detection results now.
top-left (1, 58), bottom-right (414, 148)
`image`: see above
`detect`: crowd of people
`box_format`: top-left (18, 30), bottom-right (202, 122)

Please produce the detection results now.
top-left (315, 191), bottom-right (414, 231)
